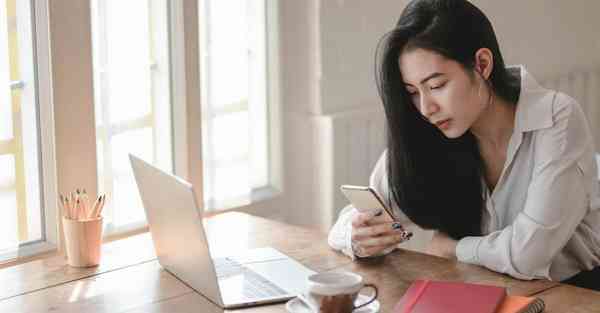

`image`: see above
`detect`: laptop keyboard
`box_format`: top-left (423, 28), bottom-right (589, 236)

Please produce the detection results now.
top-left (213, 257), bottom-right (288, 299)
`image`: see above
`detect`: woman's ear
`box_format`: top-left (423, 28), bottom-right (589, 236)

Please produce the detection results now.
top-left (474, 48), bottom-right (493, 80)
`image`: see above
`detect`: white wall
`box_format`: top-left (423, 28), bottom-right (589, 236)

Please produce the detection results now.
top-left (318, 1), bottom-right (405, 115)
top-left (277, 1), bottom-right (600, 235)
top-left (316, 0), bottom-right (600, 115)
top-left (477, 0), bottom-right (600, 80)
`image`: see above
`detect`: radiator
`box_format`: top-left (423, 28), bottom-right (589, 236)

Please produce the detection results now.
top-left (316, 107), bottom-right (386, 222)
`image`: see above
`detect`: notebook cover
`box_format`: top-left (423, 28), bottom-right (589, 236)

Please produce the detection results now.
top-left (496, 296), bottom-right (545, 313)
top-left (392, 280), bottom-right (507, 313)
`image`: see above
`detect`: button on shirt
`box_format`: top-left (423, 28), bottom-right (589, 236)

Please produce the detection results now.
top-left (327, 66), bottom-right (600, 281)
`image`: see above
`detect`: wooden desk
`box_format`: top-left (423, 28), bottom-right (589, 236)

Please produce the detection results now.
top-left (0, 212), bottom-right (598, 312)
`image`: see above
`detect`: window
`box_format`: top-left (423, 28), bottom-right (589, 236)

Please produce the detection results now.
top-left (0, 0), bottom-right (281, 264)
top-left (200, 0), bottom-right (276, 211)
top-left (0, 0), bottom-right (46, 260)
top-left (91, 0), bottom-right (172, 234)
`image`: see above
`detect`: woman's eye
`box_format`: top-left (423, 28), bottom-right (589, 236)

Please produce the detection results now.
top-left (430, 82), bottom-right (446, 90)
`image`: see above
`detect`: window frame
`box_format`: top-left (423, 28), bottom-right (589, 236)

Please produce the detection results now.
top-left (90, 0), bottom-right (174, 236)
top-left (2, 0), bottom-right (284, 265)
top-left (197, 0), bottom-right (283, 213)
top-left (0, 0), bottom-right (59, 263)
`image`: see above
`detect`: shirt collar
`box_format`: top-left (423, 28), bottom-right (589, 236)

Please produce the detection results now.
top-left (512, 65), bottom-right (555, 132)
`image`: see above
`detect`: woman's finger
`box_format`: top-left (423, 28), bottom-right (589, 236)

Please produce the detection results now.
top-left (366, 211), bottom-right (395, 225)
top-left (351, 211), bottom-right (378, 228)
top-left (357, 232), bottom-right (408, 247)
top-left (352, 222), bottom-right (397, 240)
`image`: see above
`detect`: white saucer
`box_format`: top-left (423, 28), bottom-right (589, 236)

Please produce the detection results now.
top-left (286, 294), bottom-right (380, 313)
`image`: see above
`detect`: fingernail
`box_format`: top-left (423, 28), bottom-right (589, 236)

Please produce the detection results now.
top-left (400, 230), bottom-right (412, 239)
top-left (392, 222), bottom-right (402, 230)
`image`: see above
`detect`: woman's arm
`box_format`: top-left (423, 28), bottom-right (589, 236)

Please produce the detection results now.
top-left (426, 231), bottom-right (458, 259)
top-left (456, 94), bottom-right (593, 280)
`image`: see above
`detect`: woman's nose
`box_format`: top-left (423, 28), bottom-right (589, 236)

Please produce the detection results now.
top-left (418, 94), bottom-right (439, 120)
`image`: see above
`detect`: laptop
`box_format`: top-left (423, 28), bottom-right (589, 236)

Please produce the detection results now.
top-left (129, 154), bottom-right (315, 309)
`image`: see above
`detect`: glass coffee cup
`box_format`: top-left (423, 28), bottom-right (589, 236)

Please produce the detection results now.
top-left (300, 271), bottom-right (378, 313)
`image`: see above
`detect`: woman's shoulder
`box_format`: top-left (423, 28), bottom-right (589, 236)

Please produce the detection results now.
top-left (552, 91), bottom-right (584, 121)
top-left (546, 91), bottom-right (589, 137)
top-left (531, 90), bottom-right (594, 161)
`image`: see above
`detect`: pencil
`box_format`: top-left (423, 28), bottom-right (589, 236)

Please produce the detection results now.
top-left (81, 189), bottom-right (89, 218)
top-left (59, 194), bottom-right (66, 219)
top-left (76, 190), bottom-right (83, 220)
top-left (69, 192), bottom-right (74, 219)
top-left (90, 195), bottom-right (101, 219)
top-left (64, 197), bottom-right (71, 220)
top-left (97, 195), bottom-right (105, 218)
top-left (76, 199), bottom-right (82, 220)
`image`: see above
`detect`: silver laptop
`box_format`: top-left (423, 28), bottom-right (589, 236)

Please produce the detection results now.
top-left (129, 155), bottom-right (315, 309)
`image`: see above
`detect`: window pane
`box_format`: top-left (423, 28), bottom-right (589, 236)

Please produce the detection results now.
top-left (110, 128), bottom-right (153, 227)
top-left (214, 162), bottom-right (250, 203)
top-left (212, 111), bottom-right (249, 161)
top-left (105, 1), bottom-right (152, 124)
top-left (92, 0), bottom-right (172, 233)
top-left (0, 155), bottom-right (17, 251)
top-left (0, 0), bottom-right (13, 140)
top-left (201, 0), bottom-right (270, 210)
top-left (0, 0), bottom-right (43, 254)
top-left (206, 1), bottom-right (248, 109)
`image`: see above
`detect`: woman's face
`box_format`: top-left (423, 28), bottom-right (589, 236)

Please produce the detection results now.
top-left (399, 48), bottom-right (486, 139)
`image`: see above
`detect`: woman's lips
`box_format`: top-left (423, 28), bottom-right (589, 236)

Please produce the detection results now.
top-left (435, 119), bottom-right (451, 130)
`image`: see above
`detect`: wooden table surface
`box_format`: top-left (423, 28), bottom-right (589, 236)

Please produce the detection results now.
top-left (1, 212), bottom-right (599, 312)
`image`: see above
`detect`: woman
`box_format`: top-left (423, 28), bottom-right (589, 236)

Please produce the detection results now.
top-left (328, 0), bottom-right (600, 290)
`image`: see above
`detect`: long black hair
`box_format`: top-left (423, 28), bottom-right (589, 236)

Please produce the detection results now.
top-left (375, 0), bottom-right (520, 239)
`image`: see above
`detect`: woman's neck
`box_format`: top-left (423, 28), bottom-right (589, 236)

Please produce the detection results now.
top-left (470, 94), bottom-right (517, 150)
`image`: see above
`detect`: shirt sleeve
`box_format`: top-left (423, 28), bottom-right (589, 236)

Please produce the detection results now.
top-left (456, 95), bottom-right (593, 280)
top-left (328, 150), bottom-right (415, 259)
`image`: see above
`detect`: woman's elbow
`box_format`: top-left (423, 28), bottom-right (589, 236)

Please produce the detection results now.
top-left (507, 252), bottom-right (552, 280)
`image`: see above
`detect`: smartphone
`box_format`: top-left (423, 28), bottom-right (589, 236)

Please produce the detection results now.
top-left (341, 185), bottom-right (412, 237)
top-left (340, 185), bottom-right (394, 219)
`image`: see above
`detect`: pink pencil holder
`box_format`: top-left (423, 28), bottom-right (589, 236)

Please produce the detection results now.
top-left (62, 216), bottom-right (104, 267)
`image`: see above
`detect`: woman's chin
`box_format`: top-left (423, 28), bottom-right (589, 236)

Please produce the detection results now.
top-left (440, 128), bottom-right (466, 139)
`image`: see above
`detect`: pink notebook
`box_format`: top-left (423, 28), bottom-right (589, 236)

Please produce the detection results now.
top-left (393, 280), bottom-right (507, 313)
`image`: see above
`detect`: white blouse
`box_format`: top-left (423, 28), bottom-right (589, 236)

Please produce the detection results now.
top-left (328, 66), bottom-right (600, 281)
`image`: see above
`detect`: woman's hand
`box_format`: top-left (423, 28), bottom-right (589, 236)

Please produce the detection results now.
top-left (350, 210), bottom-right (411, 258)
top-left (425, 231), bottom-right (458, 259)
